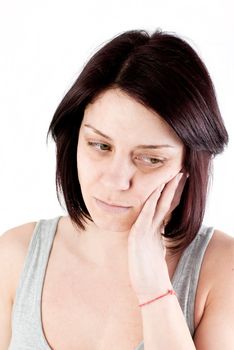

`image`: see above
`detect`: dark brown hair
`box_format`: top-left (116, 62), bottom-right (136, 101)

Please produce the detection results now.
top-left (47, 29), bottom-right (228, 256)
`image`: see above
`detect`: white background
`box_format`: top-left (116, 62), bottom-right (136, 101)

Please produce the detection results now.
top-left (0, 0), bottom-right (233, 236)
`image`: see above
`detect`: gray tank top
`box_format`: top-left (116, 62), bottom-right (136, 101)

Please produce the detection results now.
top-left (8, 216), bottom-right (214, 350)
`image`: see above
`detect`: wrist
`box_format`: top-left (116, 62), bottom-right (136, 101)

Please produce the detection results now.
top-left (138, 288), bottom-right (176, 307)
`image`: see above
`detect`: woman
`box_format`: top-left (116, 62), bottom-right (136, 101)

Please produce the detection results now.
top-left (1, 29), bottom-right (233, 349)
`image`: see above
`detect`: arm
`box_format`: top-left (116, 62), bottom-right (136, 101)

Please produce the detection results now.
top-left (141, 231), bottom-right (234, 350)
top-left (141, 291), bottom-right (196, 349)
top-left (0, 232), bottom-right (14, 350)
top-left (0, 222), bottom-right (36, 350)
top-left (192, 232), bottom-right (234, 349)
top-left (128, 173), bottom-right (196, 349)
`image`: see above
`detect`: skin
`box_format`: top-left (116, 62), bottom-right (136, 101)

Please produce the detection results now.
top-left (75, 88), bottom-right (186, 278)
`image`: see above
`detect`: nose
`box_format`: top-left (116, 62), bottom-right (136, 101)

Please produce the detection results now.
top-left (100, 153), bottom-right (135, 191)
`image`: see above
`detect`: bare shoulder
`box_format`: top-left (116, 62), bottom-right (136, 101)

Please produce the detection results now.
top-left (193, 228), bottom-right (234, 346)
top-left (204, 228), bottom-right (234, 275)
top-left (201, 228), bottom-right (234, 291)
top-left (206, 227), bottom-right (234, 289)
top-left (0, 221), bottom-right (38, 302)
top-left (209, 228), bottom-right (234, 247)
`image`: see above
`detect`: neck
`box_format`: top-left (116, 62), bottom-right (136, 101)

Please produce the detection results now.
top-left (76, 219), bottom-right (130, 270)
top-left (62, 215), bottom-right (176, 271)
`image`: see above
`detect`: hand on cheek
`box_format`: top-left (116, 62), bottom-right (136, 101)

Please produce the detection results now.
top-left (154, 171), bottom-right (189, 230)
top-left (127, 171), bottom-right (189, 299)
top-left (132, 171), bottom-right (189, 237)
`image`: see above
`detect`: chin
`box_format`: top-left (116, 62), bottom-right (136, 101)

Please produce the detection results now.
top-left (84, 196), bottom-right (141, 232)
top-left (93, 216), bottom-right (134, 232)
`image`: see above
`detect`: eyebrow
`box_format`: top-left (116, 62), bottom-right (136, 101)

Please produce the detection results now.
top-left (84, 124), bottom-right (175, 149)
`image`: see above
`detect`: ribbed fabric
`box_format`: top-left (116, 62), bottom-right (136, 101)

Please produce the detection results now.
top-left (8, 216), bottom-right (214, 350)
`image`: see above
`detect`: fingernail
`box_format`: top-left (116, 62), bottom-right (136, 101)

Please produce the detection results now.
top-left (159, 183), bottom-right (165, 191)
top-left (176, 173), bottom-right (183, 182)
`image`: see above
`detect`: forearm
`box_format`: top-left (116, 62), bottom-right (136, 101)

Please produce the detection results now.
top-left (140, 293), bottom-right (196, 350)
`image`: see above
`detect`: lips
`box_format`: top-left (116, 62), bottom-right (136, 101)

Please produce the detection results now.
top-left (94, 197), bottom-right (132, 214)
top-left (95, 198), bottom-right (131, 208)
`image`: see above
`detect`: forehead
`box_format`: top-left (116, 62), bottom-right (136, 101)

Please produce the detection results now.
top-left (82, 88), bottom-right (183, 149)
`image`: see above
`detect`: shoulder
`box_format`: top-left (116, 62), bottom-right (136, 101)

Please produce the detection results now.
top-left (200, 228), bottom-right (234, 291)
top-left (209, 228), bottom-right (234, 248)
top-left (193, 228), bottom-right (234, 346)
top-left (203, 228), bottom-right (234, 276)
top-left (0, 221), bottom-right (37, 302)
top-left (206, 228), bottom-right (234, 291)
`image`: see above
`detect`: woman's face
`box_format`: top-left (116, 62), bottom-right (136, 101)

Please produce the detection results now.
top-left (77, 88), bottom-right (185, 232)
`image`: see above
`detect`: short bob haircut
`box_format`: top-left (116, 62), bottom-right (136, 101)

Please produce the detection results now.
top-left (47, 29), bottom-right (228, 257)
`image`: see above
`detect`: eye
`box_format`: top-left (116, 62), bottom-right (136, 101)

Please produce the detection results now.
top-left (87, 141), bottom-right (164, 167)
top-left (135, 155), bottom-right (164, 167)
top-left (87, 141), bottom-right (111, 151)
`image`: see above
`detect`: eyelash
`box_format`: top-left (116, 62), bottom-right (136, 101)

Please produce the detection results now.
top-left (87, 141), bottom-right (164, 167)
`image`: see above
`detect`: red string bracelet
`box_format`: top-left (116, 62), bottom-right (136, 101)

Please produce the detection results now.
top-left (138, 289), bottom-right (176, 307)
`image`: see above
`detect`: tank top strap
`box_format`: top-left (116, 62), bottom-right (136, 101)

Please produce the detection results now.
top-left (171, 225), bottom-right (215, 336)
top-left (10, 216), bottom-right (61, 349)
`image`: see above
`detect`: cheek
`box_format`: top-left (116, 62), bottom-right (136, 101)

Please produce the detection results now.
top-left (77, 154), bottom-right (97, 210)
top-left (134, 166), bottom-right (180, 210)
top-left (129, 174), bottom-right (161, 212)
top-left (137, 167), bottom-right (174, 194)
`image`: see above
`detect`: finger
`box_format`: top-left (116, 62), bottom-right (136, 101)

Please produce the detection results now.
top-left (162, 172), bottom-right (189, 227)
top-left (153, 172), bottom-right (183, 225)
top-left (169, 172), bottom-right (188, 212)
top-left (133, 185), bottom-right (163, 232)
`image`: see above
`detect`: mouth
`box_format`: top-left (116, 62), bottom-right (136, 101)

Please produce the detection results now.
top-left (94, 198), bottom-right (132, 214)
